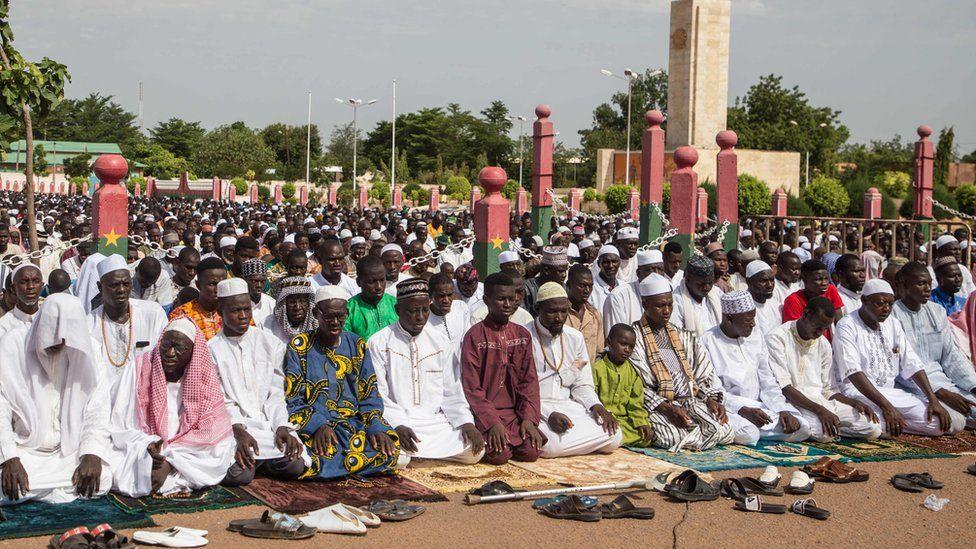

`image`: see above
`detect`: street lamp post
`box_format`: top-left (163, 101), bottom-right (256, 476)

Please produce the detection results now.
top-left (789, 120), bottom-right (828, 187)
top-left (516, 116), bottom-right (527, 189)
top-left (336, 98), bottom-right (377, 192)
top-left (602, 68), bottom-right (656, 186)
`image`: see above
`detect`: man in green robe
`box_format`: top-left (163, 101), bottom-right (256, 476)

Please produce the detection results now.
top-left (345, 256), bottom-right (398, 341)
top-left (591, 324), bottom-right (653, 447)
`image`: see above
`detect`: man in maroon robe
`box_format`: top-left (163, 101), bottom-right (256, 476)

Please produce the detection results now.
top-left (460, 272), bottom-right (546, 465)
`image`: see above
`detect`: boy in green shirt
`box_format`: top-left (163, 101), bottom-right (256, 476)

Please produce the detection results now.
top-left (591, 324), bottom-right (654, 447)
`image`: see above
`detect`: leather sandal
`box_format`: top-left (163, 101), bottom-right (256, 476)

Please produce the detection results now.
top-left (791, 498), bottom-right (830, 520)
top-left (49, 527), bottom-right (95, 549)
top-left (90, 524), bottom-right (134, 548)
top-left (467, 480), bottom-right (517, 497)
top-left (597, 495), bottom-right (654, 520)
top-left (891, 473), bottom-right (943, 492)
top-left (538, 495), bottom-right (603, 522)
top-left (719, 478), bottom-right (749, 501)
top-left (664, 470), bottom-right (719, 502)
top-left (738, 476), bottom-right (784, 496)
top-left (733, 495), bottom-right (787, 514)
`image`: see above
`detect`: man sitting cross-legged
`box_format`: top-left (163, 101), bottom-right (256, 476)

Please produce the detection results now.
top-left (110, 318), bottom-right (236, 496)
top-left (284, 285), bottom-right (404, 479)
top-left (765, 297), bottom-right (882, 442)
top-left (591, 324), bottom-right (654, 448)
top-left (369, 278), bottom-right (485, 464)
top-left (208, 279), bottom-right (306, 487)
top-left (700, 291), bottom-right (811, 446)
top-left (460, 272), bottom-right (545, 465)
top-left (629, 274), bottom-right (734, 452)
top-left (528, 282), bottom-right (622, 458)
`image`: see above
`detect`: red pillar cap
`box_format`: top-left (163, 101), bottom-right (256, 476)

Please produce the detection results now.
top-left (535, 105), bottom-right (551, 119)
top-left (917, 125), bottom-right (932, 139)
top-left (674, 146), bottom-right (699, 169)
top-left (479, 167), bottom-right (507, 193)
top-left (645, 110), bottom-right (664, 127)
top-left (716, 130), bottom-right (738, 150)
top-left (92, 154), bottom-right (129, 182)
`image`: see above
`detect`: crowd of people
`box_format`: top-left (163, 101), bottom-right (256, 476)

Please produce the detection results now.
top-left (0, 189), bottom-right (974, 509)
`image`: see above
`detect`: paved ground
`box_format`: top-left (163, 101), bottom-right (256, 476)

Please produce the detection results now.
top-left (6, 456), bottom-right (974, 548)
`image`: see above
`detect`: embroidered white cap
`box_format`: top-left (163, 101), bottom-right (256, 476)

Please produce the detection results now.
top-left (861, 278), bottom-right (894, 298)
top-left (97, 255), bottom-right (129, 279)
top-left (380, 244), bottom-right (403, 257)
top-left (745, 260), bottom-right (772, 279)
top-left (216, 278), bottom-right (248, 298)
top-left (639, 273), bottom-right (672, 297)
top-left (498, 251), bottom-right (520, 265)
top-left (219, 236), bottom-right (237, 249)
top-left (315, 285), bottom-right (350, 304)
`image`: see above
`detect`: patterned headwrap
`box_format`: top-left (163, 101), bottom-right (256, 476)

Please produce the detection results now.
top-left (135, 321), bottom-right (232, 448)
top-left (273, 276), bottom-right (318, 338)
top-left (242, 258), bottom-right (267, 279)
top-left (720, 290), bottom-right (756, 315)
top-left (821, 252), bottom-right (840, 276)
top-left (454, 263), bottom-right (478, 284)
top-left (686, 255), bottom-right (715, 278)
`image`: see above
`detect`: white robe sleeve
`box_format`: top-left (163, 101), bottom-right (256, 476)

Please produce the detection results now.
top-left (756, 345), bottom-right (791, 413)
top-left (0, 390), bottom-right (19, 463)
top-left (367, 333), bottom-right (411, 429)
top-left (893, 322), bottom-right (925, 382)
top-left (439, 345), bottom-right (475, 429)
top-left (763, 329), bottom-right (794, 390)
top-left (568, 335), bottom-right (601, 411)
top-left (262, 336), bottom-right (293, 432)
top-left (831, 317), bottom-right (862, 383)
top-left (109, 361), bottom-right (161, 497)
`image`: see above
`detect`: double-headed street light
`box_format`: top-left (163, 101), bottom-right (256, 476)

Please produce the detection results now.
top-left (510, 115), bottom-right (528, 189)
top-left (601, 68), bottom-right (662, 186)
top-left (789, 120), bottom-right (829, 187)
top-left (335, 97), bottom-right (377, 192)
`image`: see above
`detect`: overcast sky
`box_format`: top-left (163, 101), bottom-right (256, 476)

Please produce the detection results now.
top-left (9, 0), bottom-right (976, 153)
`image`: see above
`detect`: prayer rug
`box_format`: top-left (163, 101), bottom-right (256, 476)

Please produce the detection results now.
top-left (897, 432), bottom-right (976, 455)
top-left (240, 473), bottom-right (448, 514)
top-left (805, 438), bottom-right (953, 462)
top-left (0, 497), bottom-right (154, 541)
top-left (401, 461), bottom-right (555, 493)
top-left (626, 445), bottom-right (767, 472)
top-left (511, 449), bottom-right (702, 485)
top-left (108, 486), bottom-right (256, 515)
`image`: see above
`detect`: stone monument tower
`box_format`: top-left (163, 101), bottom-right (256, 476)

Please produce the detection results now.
top-left (665, 0), bottom-right (731, 150)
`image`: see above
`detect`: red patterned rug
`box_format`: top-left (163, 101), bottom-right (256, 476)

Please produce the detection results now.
top-left (240, 473), bottom-right (447, 514)
top-left (898, 431), bottom-right (976, 455)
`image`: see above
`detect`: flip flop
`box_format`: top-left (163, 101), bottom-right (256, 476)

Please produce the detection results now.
top-left (228, 510), bottom-right (282, 533)
top-left (364, 500), bottom-right (425, 522)
top-left (759, 465), bottom-right (782, 487)
top-left (719, 478), bottom-right (749, 501)
top-left (733, 495), bottom-right (787, 514)
top-left (648, 471), bottom-right (674, 492)
top-left (49, 527), bottom-right (95, 549)
top-left (597, 495), bottom-right (654, 520)
top-left (132, 530), bottom-right (208, 548)
top-left (664, 470), bottom-right (719, 502)
top-left (91, 523), bottom-right (135, 548)
top-left (968, 463), bottom-right (976, 476)
top-left (239, 513), bottom-right (316, 540)
top-left (891, 475), bottom-right (924, 493)
top-left (467, 480), bottom-right (517, 497)
top-left (738, 476), bottom-right (784, 496)
top-left (785, 470), bottom-right (814, 495)
top-left (532, 495), bottom-right (598, 510)
top-left (538, 495), bottom-right (603, 522)
top-left (891, 473), bottom-right (943, 492)
top-left (791, 498), bottom-right (831, 520)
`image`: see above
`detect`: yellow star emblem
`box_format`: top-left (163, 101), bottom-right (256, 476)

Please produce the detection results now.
top-left (490, 236), bottom-right (504, 250)
top-left (103, 228), bottom-right (122, 247)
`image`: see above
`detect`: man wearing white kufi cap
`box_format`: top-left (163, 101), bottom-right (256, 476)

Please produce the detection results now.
top-left (0, 263), bottom-right (43, 338)
top-left (602, 250), bottom-right (659, 337)
top-left (628, 274), bottom-right (735, 451)
top-left (613, 226), bottom-right (640, 283)
top-left (0, 293), bottom-right (114, 505)
top-left (929, 234), bottom-right (976, 298)
top-left (833, 279), bottom-right (966, 437)
top-left (744, 260), bottom-right (781, 338)
top-left (88, 254), bottom-right (168, 395)
top-left (218, 236), bottom-right (238, 266)
top-left (577, 238), bottom-right (597, 265)
top-left (497, 250), bottom-right (523, 276)
top-left (588, 244), bottom-right (620, 313)
top-left (700, 291), bottom-right (811, 446)
top-left (527, 283), bottom-right (622, 457)
top-left (207, 278), bottom-right (306, 487)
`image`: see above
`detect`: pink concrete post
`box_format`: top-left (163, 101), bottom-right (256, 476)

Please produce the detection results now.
top-left (863, 187), bottom-right (882, 220)
top-left (516, 188), bottom-right (528, 215)
top-left (393, 185), bottom-right (403, 209)
top-left (249, 184), bottom-right (258, 203)
top-left (696, 187), bottom-right (708, 225)
top-left (212, 177), bottom-right (221, 201)
top-left (531, 105), bottom-right (554, 235)
top-left (229, 182), bottom-right (237, 202)
top-left (274, 184), bottom-right (283, 204)
top-left (145, 177), bottom-right (155, 197)
top-left (134, 180), bottom-right (141, 197)
top-left (299, 184), bottom-right (308, 205)
top-left (358, 184), bottom-right (369, 209)
top-left (640, 110), bottom-right (666, 244)
top-left (429, 186), bottom-right (440, 212)
top-left (328, 182), bottom-right (340, 206)
top-left (470, 186), bottom-right (481, 211)
top-left (913, 125), bottom-right (934, 219)
top-left (628, 188), bottom-right (640, 221)
top-left (473, 167), bottom-right (510, 279)
top-left (716, 130), bottom-right (739, 250)
top-left (92, 155), bottom-right (129, 258)
top-left (771, 188), bottom-right (788, 217)
top-left (568, 188), bottom-right (582, 213)
top-left (671, 147), bottom-right (699, 264)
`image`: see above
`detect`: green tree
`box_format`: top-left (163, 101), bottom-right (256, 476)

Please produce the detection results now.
top-left (502, 179), bottom-right (519, 200)
top-left (955, 184), bottom-right (976, 216)
top-left (605, 184), bottom-right (633, 214)
top-left (802, 176), bottom-right (849, 216)
top-left (149, 118), bottom-right (204, 160)
top-left (257, 184), bottom-right (270, 202)
top-left (34, 93), bottom-right (144, 155)
top-left (32, 144), bottom-right (48, 172)
top-left (322, 122), bottom-right (366, 181)
top-left (368, 182), bottom-right (391, 207)
top-left (787, 192), bottom-right (814, 216)
top-left (445, 175), bottom-right (471, 201)
top-left (934, 126), bottom-right (955, 188)
top-left (281, 182), bottom-right (296, 199)
top-left (877, 171), bottom-right (911, 199)
top-left (838, 135), bottom-right (914, 177)
top-left (191, 123), bottom-right (275, 178)
top-left (132, 142), bottom-right (190, 179)
top-left (62, 152), bottom-right (91, 179)
top-left (231, 177), bottom-right (247, 195)
top-left (260, 123), bottom-right (323, 182)
top-left (737, 174), bottom-right (773, 217)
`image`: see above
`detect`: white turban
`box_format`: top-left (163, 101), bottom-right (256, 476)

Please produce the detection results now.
top-left (639, 273), bottom-right (672, 297)
top-left (745, 260), bottom-right (772, 279)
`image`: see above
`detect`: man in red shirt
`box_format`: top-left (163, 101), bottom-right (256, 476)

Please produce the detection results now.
top-left (782, 260), bottom-right (844, 340)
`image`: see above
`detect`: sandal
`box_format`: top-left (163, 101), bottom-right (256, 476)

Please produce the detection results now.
top-left (131, 529), bottom-right (208, 548)
top-left (467, 480), bottom-right (517, 497)
top-left (758, 465), bottom-right (782, 487)
top-left (785, 471), bottom-right (815, 495)
top-left (228, 510), bottom-right (281, 533)
top-left (364, 500), bottom-right (425, 522)
top-left (791, 498), bottom-right (831, 520)
top-left (91, 524), bottom-right (135, 548)
top-left (967, 463), bottom-right (976, 476)
top-left (733, 495), bottom-right (787, 514)
top-left (802, 457), bottom-right (868, 483)
top-left (891, 473), bottom-right (943, 492)
top-left (538, 495), bottom-right (602, 522)
top-left (719, 478), bottom-right (749, 501)
top-left (664, 470), bottom-right (719, 502)
top-left (532, 495), bottom-right (598, 510)
top-left (738, 477), bottom-right (784, 496)
top-left (239, 513), bottom-right (316, 540)
top-left (49, 527), bottom-right (95, 549)
top-left (597, 495), bottom-right (654, 520)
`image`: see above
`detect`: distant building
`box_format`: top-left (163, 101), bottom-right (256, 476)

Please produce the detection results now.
top-left (1, 140), bottom-right (145, 177)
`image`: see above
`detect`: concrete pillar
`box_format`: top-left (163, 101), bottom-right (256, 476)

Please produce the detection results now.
top-left (516, 188), bottom-right (528, 215)
top-left (429, 186), bottom-right (440, 212)
top-left (229, 182), bottom-right (237, 202)
top-left (640, 111), bottom-right (666, 245)
top-left (212, 176), bottom-right (221, 201)
top-left (274, 184), bottom-right (283, 204)
top-left (249, 184), bottom-right (259, 204)
top-left (913, 125), bottom-right (934, 219)
top-left (772, 188), bottom-right (788, 217)
top-left (145, 177), bottom-right (155, 198)
top-left (358, 184), bottom-right (369, 209)
top-left (299, 184), bottom-right (308, 206)
top-left (568, 188), bottom-right (582, 213)
top-left (474, 167), bottom-right (510, 279)
top-left (696, 187), bottom-right (708, 225)
top-left (629, 189), bottom-right (640, 222)
top-left (393, 185), bottom-right (403, 209)
top-left (864, 186), bottom-right (882, 220)
top-left (716, 130), bottom-right (739, 250)
top-left (328, 182), bottom-right (340, 206)
top-left (531, 105), bottom-right (554, 236)
top-left (92, 155), bottom-right (129, 259)
top-left (134, 180), bottom-right (141, 197)
top-left (670, 146), bottom-right (699, 265)
top-left (470, 186), bottom-right (481, 211)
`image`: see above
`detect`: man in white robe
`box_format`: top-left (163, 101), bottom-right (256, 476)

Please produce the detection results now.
top-left (613, 227), bottom-right (639, 283)
top-left (426, 272), bottom-right (471, 346)
top-left (588, 245), bottom-right (621, 313)
top-left (930, 234), bottom-right (976, 298)
top-left (670, 255), bottom-right (722, 336)
top-left (833, 279), bottom-right (966, 437)
top-left (834, 254), bottom-right (864, 316)
top-left (700, 291), bottom-right (811, 445)
top-left (209, 279), bottom-right (306, 485)
top-left (772, 252), bottom-right (803, 308)
top-left (240, 259), bottom-right (275, 326)
top-left (0, 293), bottom-right (113, 505)
top-left (310, 240), bottom-right (360, 297)
top-left (369, 278), bottom-right (485, 463)
top-left (529, 283), bottom-right (622, 458)
top-left (602, 250), bottom-right (658, 336)
top-left (88, 255), bottom-right (168, 396)
top-left (110, 319), bottom-right (237, 497)
top-left (0, 263), bottom-right (43, 338)
top-left (745, 261), bottom-right (781, 338)
top-left (131, 257), bottom-right (175, 314)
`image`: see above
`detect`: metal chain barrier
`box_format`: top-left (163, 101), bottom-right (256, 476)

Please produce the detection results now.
top-left (0, 234), bottom-right (94, 267)
top-left (547, 190), bottom-right (634, 222)
top-left (406, 235), bottom-right (475, 267)
top-left (928, 197), bottom-right (976, 221)
top-left (509, 239), bottom-right (543, 261)
top-left (129, 234), bottom-right (179, 259)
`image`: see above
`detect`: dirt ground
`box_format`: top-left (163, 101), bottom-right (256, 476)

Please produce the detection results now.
top-left (6, 456), bottom-right (975, 549)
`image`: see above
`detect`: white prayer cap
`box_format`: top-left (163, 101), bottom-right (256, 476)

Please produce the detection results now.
top-left (549, 233), bottom-right (563, 244)
top-left (165, 318), bottom-right (197, 342)
top-left (798, 236), bottom-right (809, 244)
top-left (235, 229), bottom-right (244, 236)
top-left (861, 279), bottom-right (894, 298)
top-left (556, 226), bottom-right (571, 234)
top-left (639, 273), bottom-right (672, 297)
top-left (638, 249), bottom-right (663, 266)
top-left (339, 229), bottom-right (353, 239)
top-left (304, 216), bottom-right (315, 224)
top-left (536, 282), bottom-right (568, 303)
top-left (935, 235), bottom-right (959, 249)
top-left (801, 242), bottom-right (812, 250)
top-left (721, 290), bottom-right (756, 315)
top-left (97, 255), bottom-right (129, 279)
top-left (219, 236), bottom-right (237, 248)
top-left (42, 215), bottom-right (55, 223)
top-left (282, 233), bottom-right (296, 244)
top-left (216, 278), bottom-right (248, 298)
top-left (350, 236), bottom-right (367, 246)
top-left (616, 227), bottom-right (638, 240)
top-left (828, 235), bottom-right (839, 243)
top-left (145, 214), bottom-right (155, 222)
top-left (498, 250), bottom-right (520, 265)
top-left (780, 244), bottom-right (791, 252)
top-left (463, 228), bottom-right (473, 236)
top-left (380, 244), bottom-right (403, 257)
top-left (532, 235), bottom-right (544, 247)
top-left (315, 285), bottom-right (350, 304)
top-left (745, 260), bottom-right (772, 279)
top-left (11, 262), bottom-right (41, 281)
top-left (597, 245), bottom-right (620, 259)
top-left (370, 229), bottom-right (383, 241)
top-left (739, 229), bottom-right (753, 238)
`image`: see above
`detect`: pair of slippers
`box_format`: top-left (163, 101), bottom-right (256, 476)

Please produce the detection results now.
top-left (732, 494), bottom-right (830, 520)
top-left (802, 457), bottom-right (869, 483)
top-left (890, 473), bottom-right (943, 493)
top-left (300, 504), bottom-right (381, 535)
top-left (50, 524), bottom-right (133, 549)
top-left (537, 495), bottom-right (653, 522)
